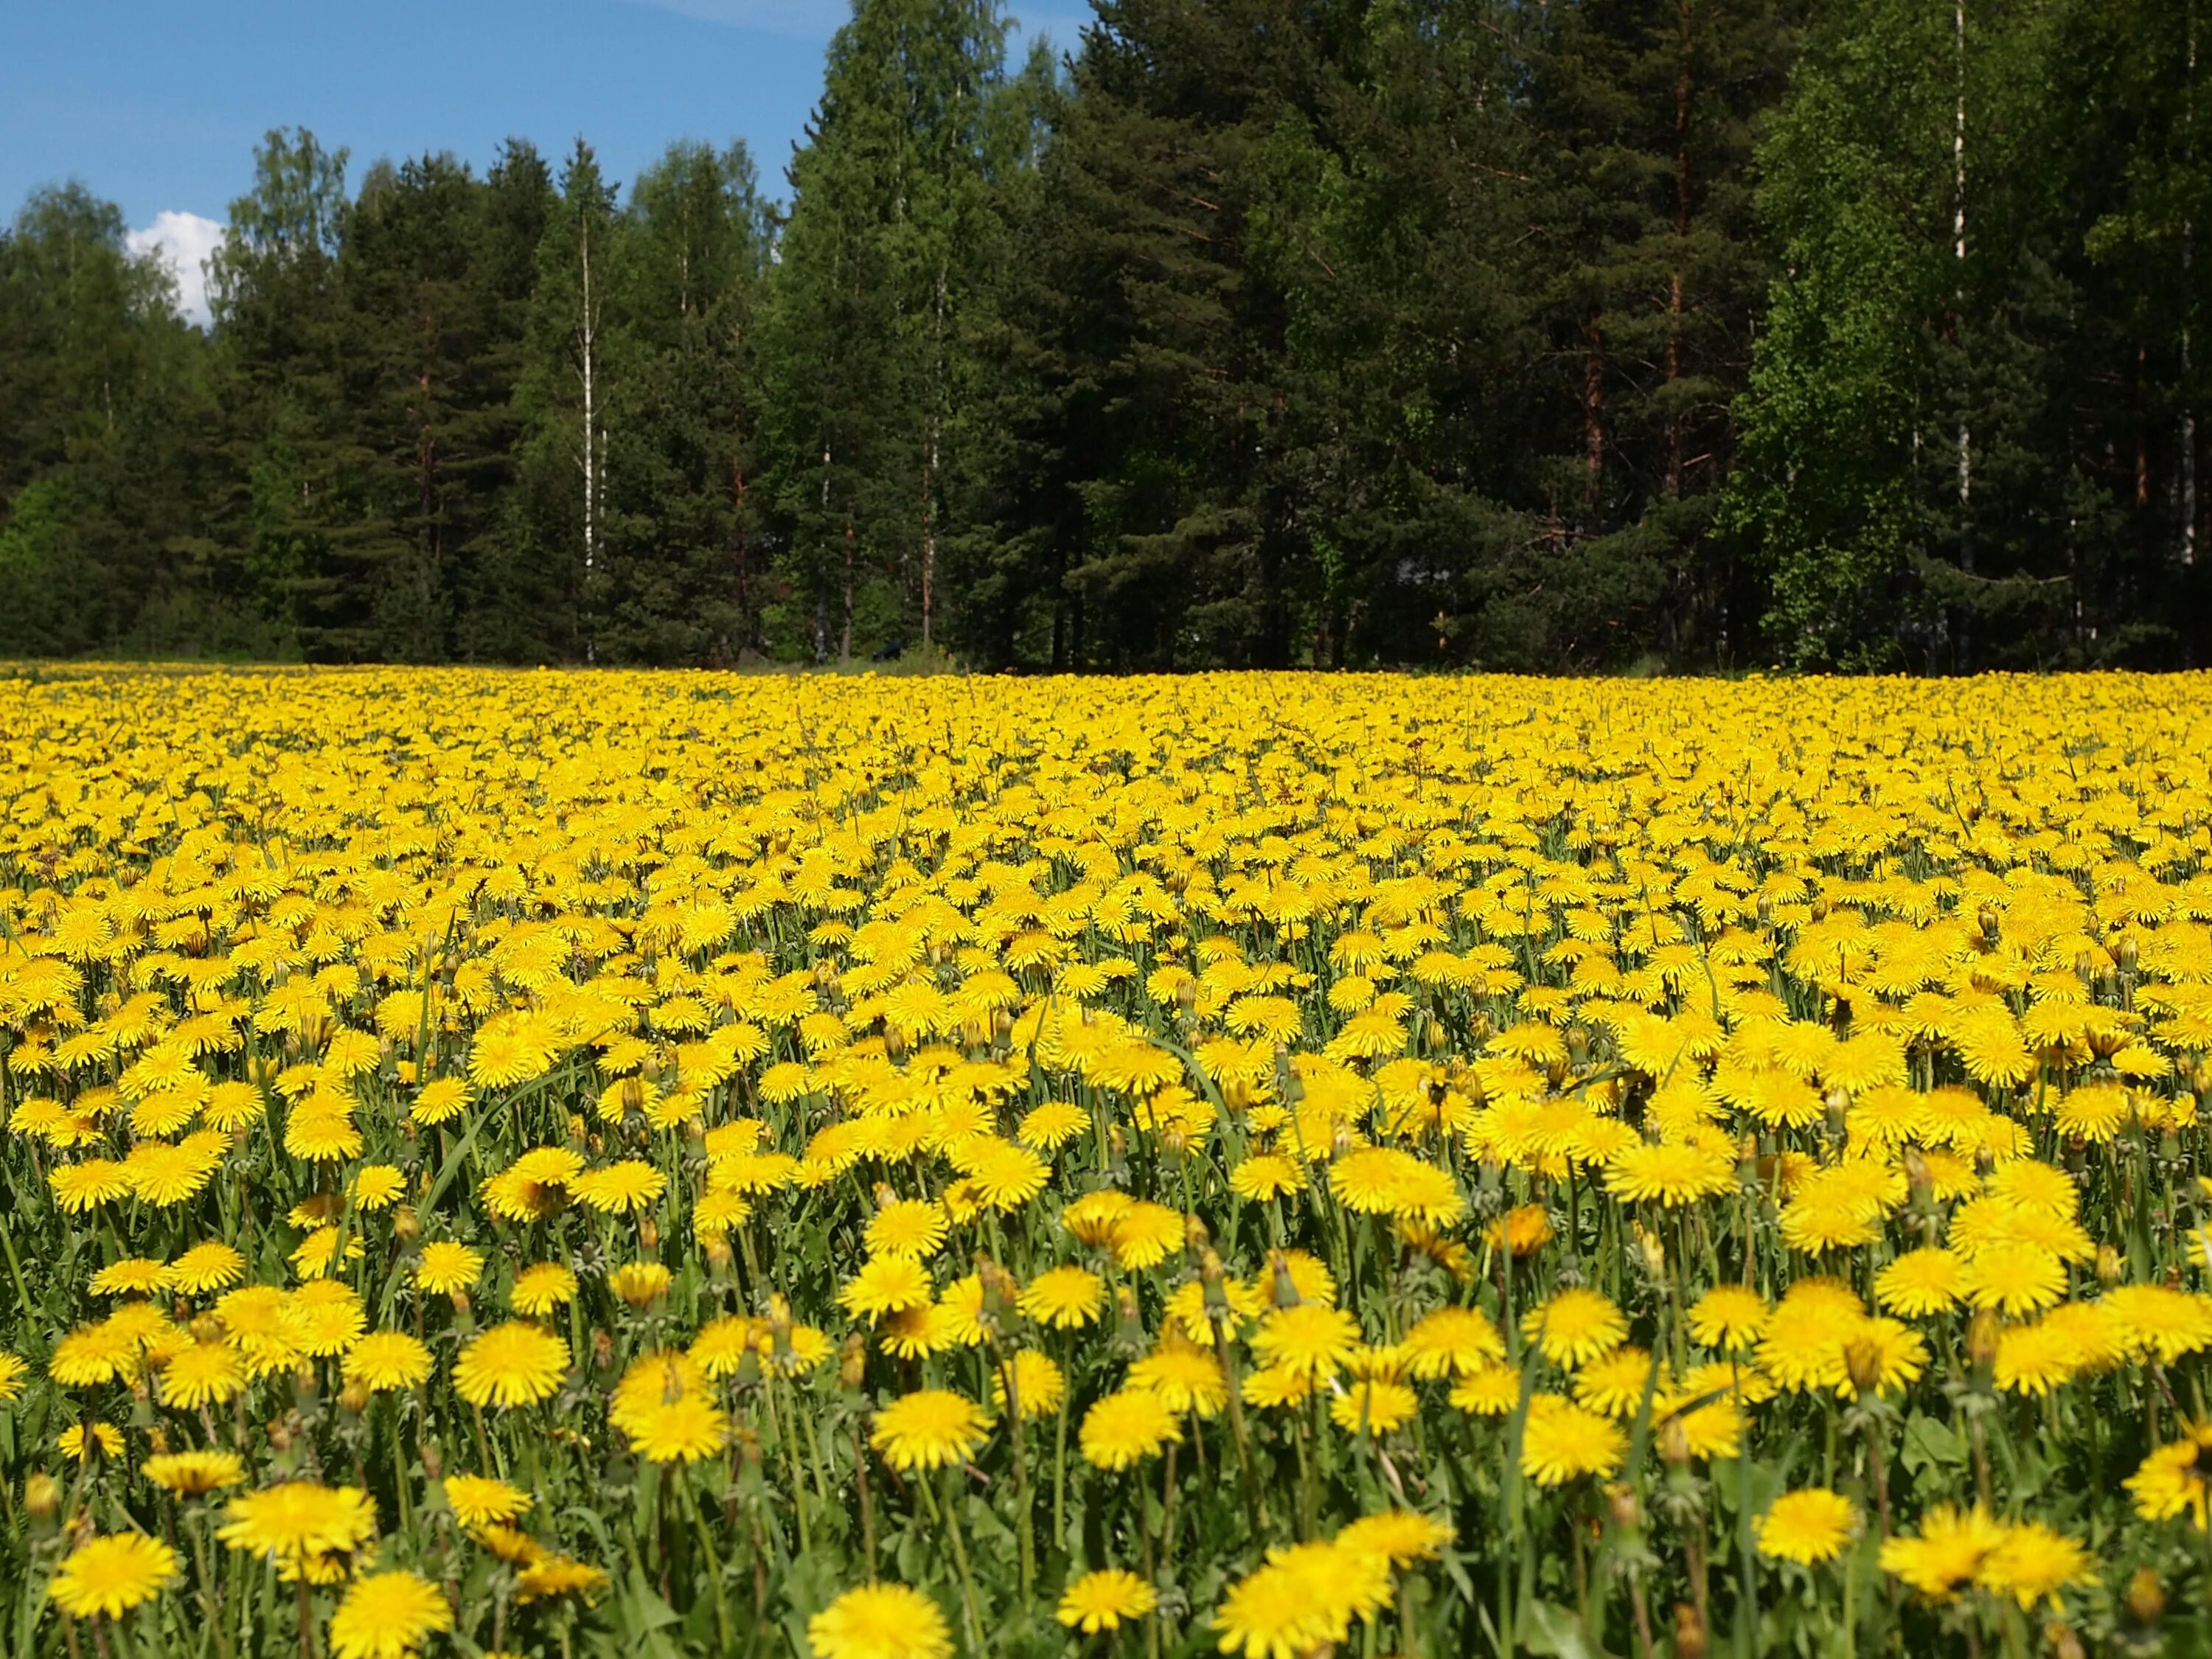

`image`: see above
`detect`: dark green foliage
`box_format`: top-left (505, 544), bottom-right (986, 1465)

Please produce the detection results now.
top-left (0, 186), bottom-right (228, 655)
top-left (0, 0), bottom-right (2205, 669)
top-left (1727, 0), bottom-right (2211, 670)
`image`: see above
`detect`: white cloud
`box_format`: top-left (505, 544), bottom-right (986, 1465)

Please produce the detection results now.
top-left (126, 210), bottom-right (226, 328)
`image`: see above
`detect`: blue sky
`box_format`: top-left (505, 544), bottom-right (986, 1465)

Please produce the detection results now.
top-left (3, 0), bottom-right (1080, 319)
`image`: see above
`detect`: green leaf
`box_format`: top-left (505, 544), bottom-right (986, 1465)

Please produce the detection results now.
top-left (1900, 1412), bottom-right (1966, 1476)
top-left (1522, 1599), bottom-right (1612, 1659)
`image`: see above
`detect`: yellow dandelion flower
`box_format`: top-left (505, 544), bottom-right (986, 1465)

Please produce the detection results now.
top-left (452, 1322), bottom-right (569, 1408)
top-left (49, 1532), bottom-right (178, 1619)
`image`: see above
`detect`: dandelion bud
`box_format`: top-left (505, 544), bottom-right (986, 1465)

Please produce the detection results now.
top-left (703, 1235), bottom-right (734, 1272)
top-left (1966, 1309), bottom-right (2001, 1368)
top-left (24, 1472), bottom-right (61, 1525)
top-left (1200, 1251), bottom-right (1231, 1323)
top-left (591, 1328), bottom-right (615, 1371)
top-left (2125, 1567), bottom-right (2165, 1624)
top-left (981, 1262), bottom-right (1020, 1322)
top-left (1843, 1338), bottom-right (1884, 1395)
top-left (1162, 1124), bottom-right (1189, 1156)
top-left (839, 1331), bottom-right (868, 1392)
top-left (992, 1008), bottom-right (1013, 1043)
top-left (2048, 1625), bottom-right (2084, 1659)
top-left (2117, 935), bottom-right (2139, 972)
top-left (1635, 1223), bottom-right (1665, 1276)
top-left (338, 1379), bottom-right (372, 1416)
top-left (2096, 1244), bottom-right (2124, 1285)
top-left (1673, 1601), bottom-right (1708, 1659)
top-left (566, 1112), bottom-right (588, 1144)
top-left (1269, 1248), bottom-right (1302, 1309)
top-left (638, 1217), bottom-right (659, 1253)
top-left (1183, 1213), bottom-right (1209, 1251)
top-left (1110, 1287), bottom-right (1147, 1357)
top-left (883, 1024), bottom-right (906, 1060)
top-left (1659, 1417), bottom-right (1692, 1467)
top-left (449, 1288), bottom-right (471, 1318)
top-left (392, 1205), bottom-right (420, 1244)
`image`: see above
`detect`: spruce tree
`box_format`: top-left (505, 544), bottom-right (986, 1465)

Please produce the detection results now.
top-left (758, 0), bottom-right (1018, 662)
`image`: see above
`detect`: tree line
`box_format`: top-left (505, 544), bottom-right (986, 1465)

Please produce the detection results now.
top-left (1, 0), bottom-right (2205, 672)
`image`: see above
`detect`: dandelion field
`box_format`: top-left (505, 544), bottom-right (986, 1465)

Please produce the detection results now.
top-left (5, 667), bottom-right (2212, 1659)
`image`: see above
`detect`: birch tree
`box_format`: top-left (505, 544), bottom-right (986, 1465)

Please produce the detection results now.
top-left (519, 141), bottom-right (620, 663)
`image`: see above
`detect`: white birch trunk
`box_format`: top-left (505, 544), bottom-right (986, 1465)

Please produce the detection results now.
top-left (580, 216), bottom-right (599, 665)
top-left (1955, 0), bottom-right (1972, 579)
top-left (2185, 0), bottom-right (2199, 566)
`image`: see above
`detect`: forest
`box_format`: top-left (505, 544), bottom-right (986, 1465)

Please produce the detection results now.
top-left (0, 0), bottom-right (2205, 674)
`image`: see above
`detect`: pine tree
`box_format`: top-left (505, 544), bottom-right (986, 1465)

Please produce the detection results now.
top-left (598, 140), bottom-right (771, 663)
top-left (759, 0), bottom-right (1020, 663)
top-left (205, 128), bottom-right (359, 655)
top-left (0, 184), bottom-right (225, 654)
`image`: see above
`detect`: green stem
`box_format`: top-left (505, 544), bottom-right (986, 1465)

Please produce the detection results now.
top-left (919, 1467), bottom-right (985, 1656)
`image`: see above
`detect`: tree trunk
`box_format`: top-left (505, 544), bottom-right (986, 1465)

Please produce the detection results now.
top-left (841, 516), bottom-right (856, 666)
top-left (1954, 0), bottom-right (1971, 568)
top-left (732, 455), bottom-right (752, 653)
top-left (2138, 345), bottom-right (2152, 507)
top-left (1667, 1), bottom-right (1694, 501)
top-left (1584, 306), bottom-right (1606, 508)
top-left (1954, 0), bottom-right (1974, 670)
top-left (580, 215), bottom-right (598, 666)
top-left (920, 437), bottom-right (936, 653)
top-left (2185, 0), bottom-right (2199, 567)
top-left (418, 349), bottom-right (438, 629)
top-left (815, 443), bottom-right (832, 666)
top-left (922, 263), bottom-right (946, 650)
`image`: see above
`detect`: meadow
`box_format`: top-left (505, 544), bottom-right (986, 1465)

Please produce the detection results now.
top-left (2, 665), bottom-right (2211, 1659)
